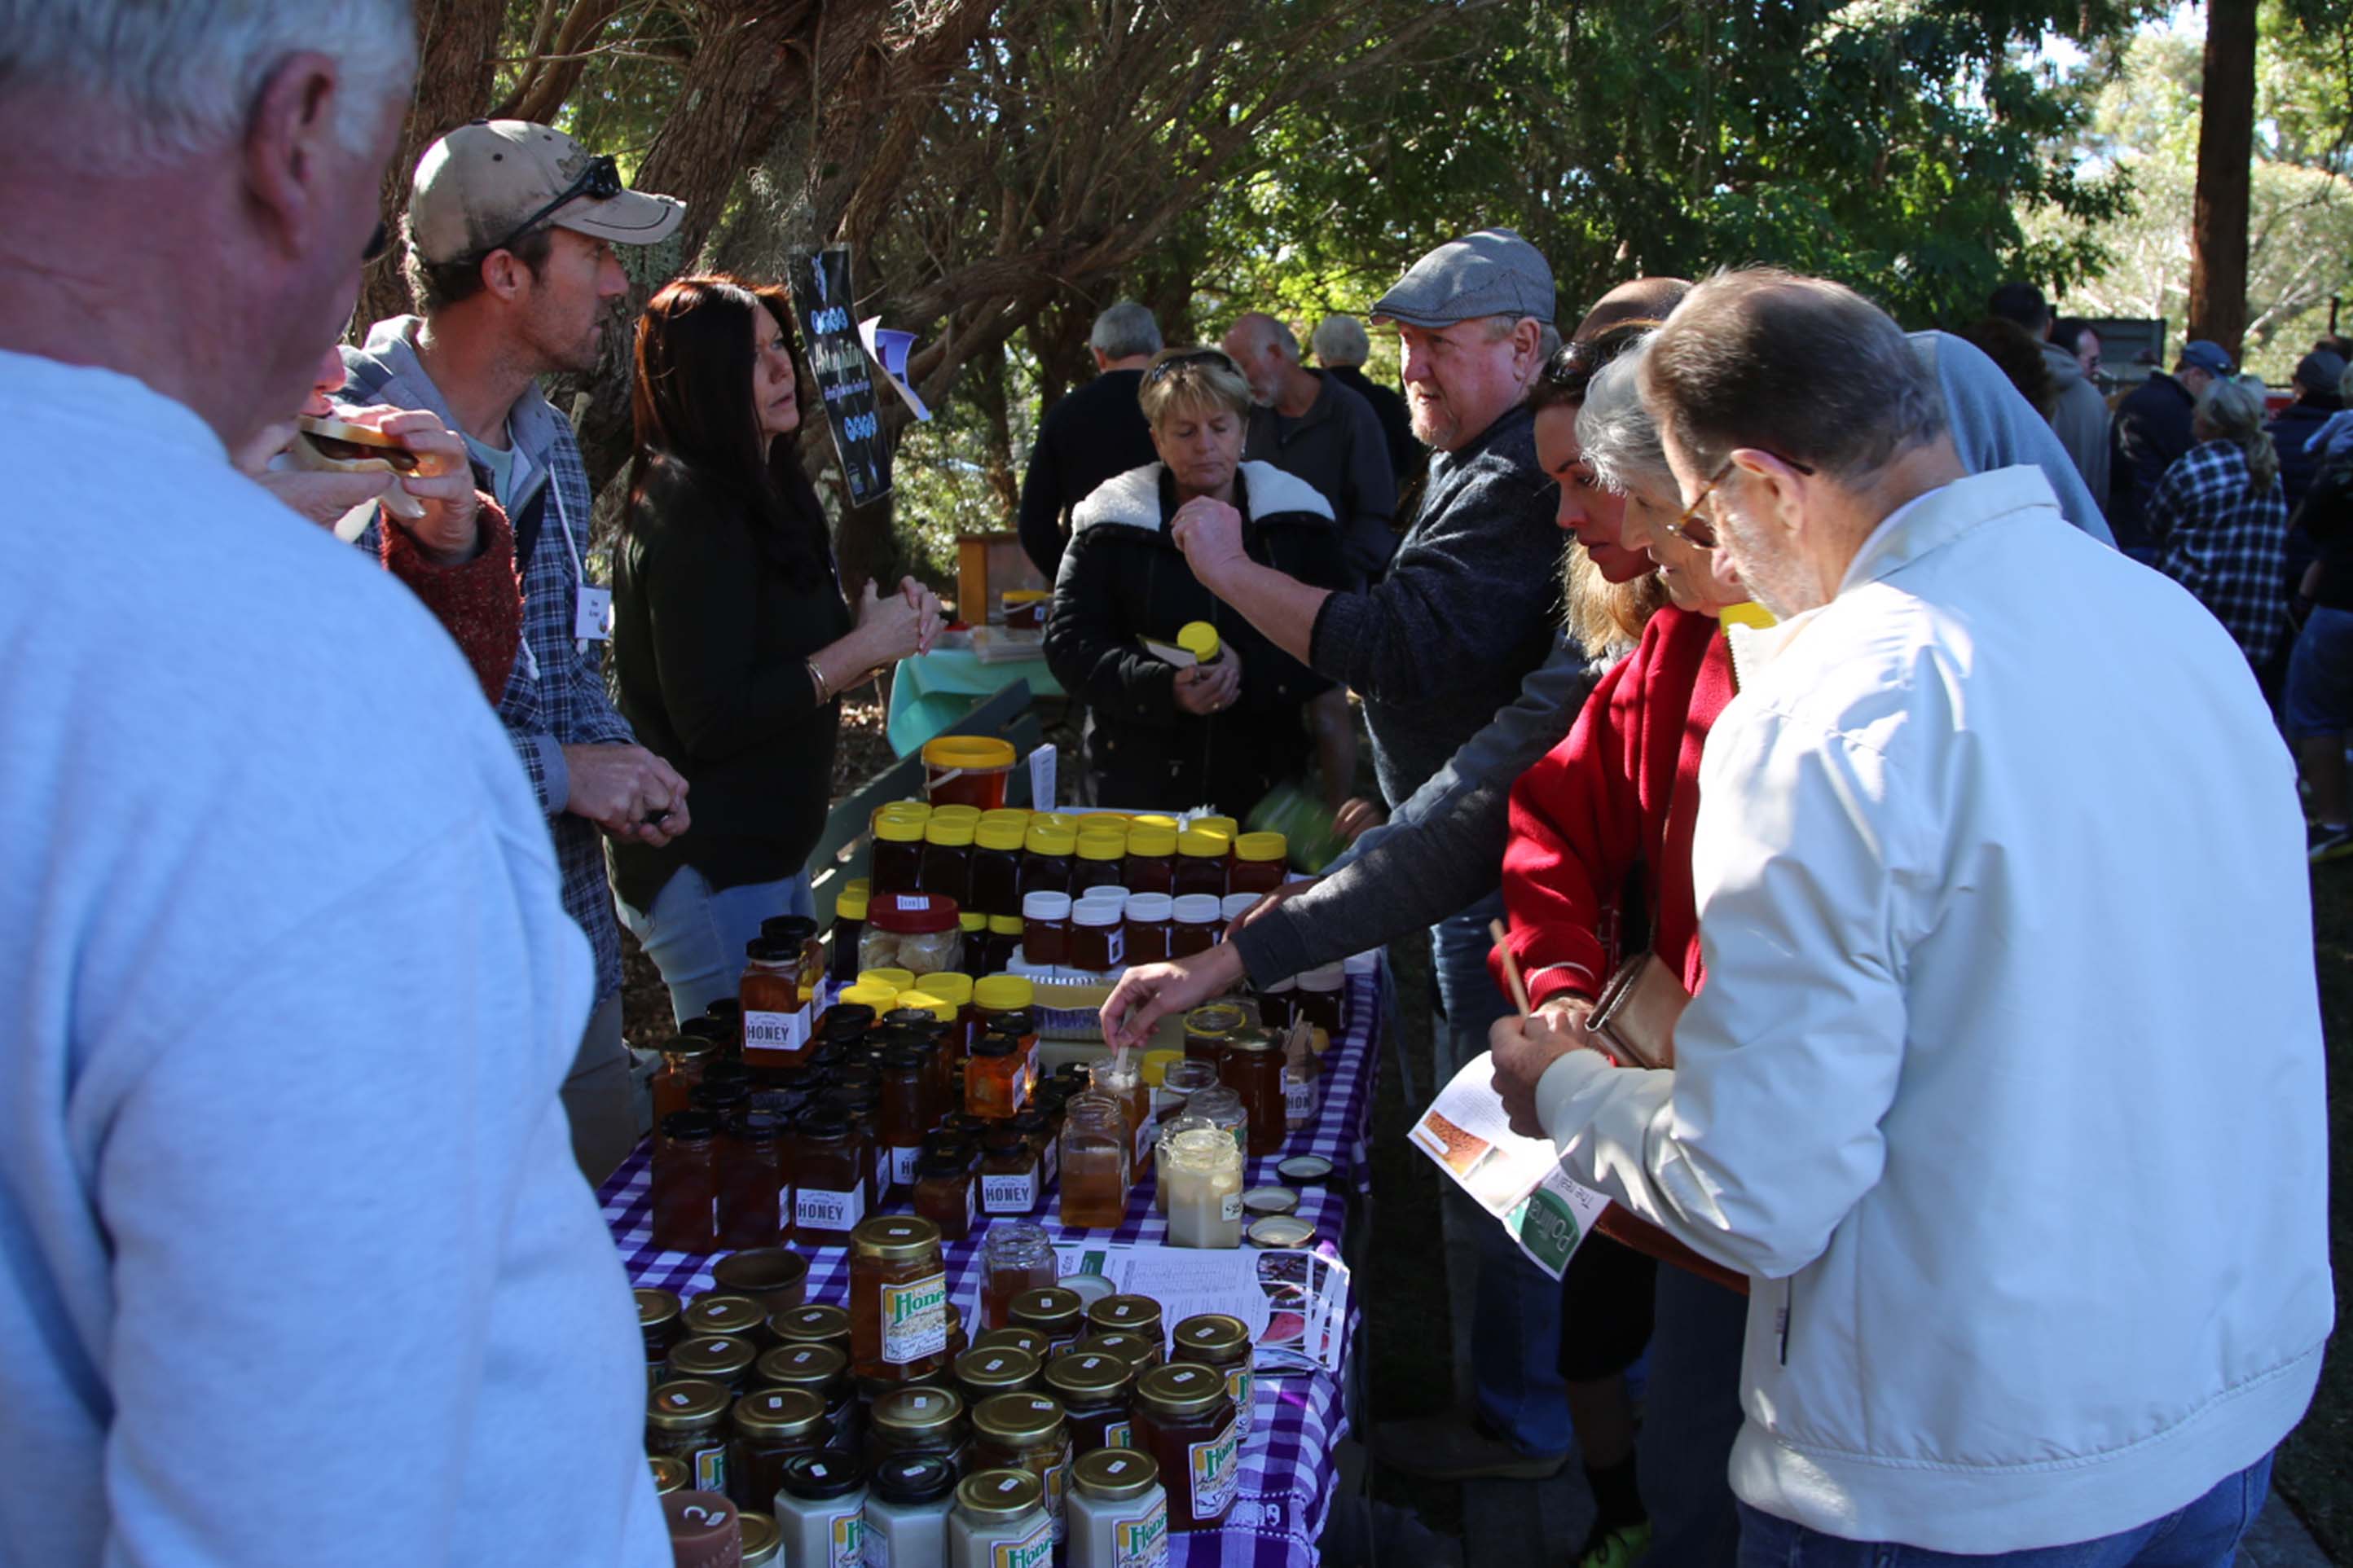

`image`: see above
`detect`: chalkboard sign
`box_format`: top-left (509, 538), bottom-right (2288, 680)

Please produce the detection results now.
top-left (792, 246), bottom-right (890, 507)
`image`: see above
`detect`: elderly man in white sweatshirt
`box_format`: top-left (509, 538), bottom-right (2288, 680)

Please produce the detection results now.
top-left (1490, 269), bottom-right (2333, 1565)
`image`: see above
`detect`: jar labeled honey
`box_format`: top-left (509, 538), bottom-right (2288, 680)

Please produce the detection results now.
top-left (849, 1217), bottom-right (950, 1382)
top-left (1008, 1287), bottom-right (1087, 1356)
top-left (740, 937), bottom-right (813, 1067)
top-left (1044, 1351), bottom-right (1137, 1455)
top-left (1170, 1313), bottom-right (1256, 1446)
top-left (791, 1111), bottom-right (869, 1244)
top-left (648, 1378), bottom-right (735, 1497)
top-left (970, 1393), bottom-right (1075, 1544)
top-left (754, 1342), bottom-right (854, 1452)
top-left (979, 1123), bottom-right (1041, 1214)
top-left (866, 1384), bottom-right (967, 1473)
top-left (1129, 1364), bottom-right (1239, 1533)
top-left (729, 1387), bottom-right (828, 1512)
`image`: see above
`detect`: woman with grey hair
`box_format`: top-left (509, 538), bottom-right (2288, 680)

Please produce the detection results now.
top-left (1492, 337), bottom-right (1759, 1566)
top-left (1043, 347), bottom-right (1352, 815)
top-left (2145, 377), bottom-right (2293, 689)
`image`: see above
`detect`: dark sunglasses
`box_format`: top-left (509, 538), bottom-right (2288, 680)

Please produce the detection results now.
top-left (1541, 339), bottom-right (1603, 393)
top-left (1661, 454), bottom-right (1817, 549)
top-left (1143, 347), bottom-right (1240, 386)
top-left (471, 153), bottom-right (625, 262)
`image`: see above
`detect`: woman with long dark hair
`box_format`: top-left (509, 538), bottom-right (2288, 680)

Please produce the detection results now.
top-left (610, 274), bottom-right (939, 1021)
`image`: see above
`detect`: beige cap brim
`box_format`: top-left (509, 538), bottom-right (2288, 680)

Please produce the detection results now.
top-left (552, 187), bottom-right (686, 247)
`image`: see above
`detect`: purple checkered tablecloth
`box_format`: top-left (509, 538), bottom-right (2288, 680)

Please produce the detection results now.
top-left (600, 971), bottom-right (1381, 1566)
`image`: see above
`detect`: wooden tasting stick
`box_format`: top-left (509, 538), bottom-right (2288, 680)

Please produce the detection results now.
top-left (1489, 919), bottom-right (1532, 1017)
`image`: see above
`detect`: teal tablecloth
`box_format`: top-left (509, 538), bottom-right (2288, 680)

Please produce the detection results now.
top-left (885, 648), bottom-right (1063, 756)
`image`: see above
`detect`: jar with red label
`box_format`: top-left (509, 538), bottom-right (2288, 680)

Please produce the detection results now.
top-left (1121, 893), bottom-right (1175, 966)
top-left (1172, 830), bottom-right (1229, 899)
top-left (1170, 894), bottom-right (1221, 959)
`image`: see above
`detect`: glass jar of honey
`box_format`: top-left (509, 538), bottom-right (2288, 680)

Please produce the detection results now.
top-left (970, 819), bottom-right (1027, 918)
top-left (1020, 890), bottom-right (1071, 968)
top-left (971, 1393), bottom-right (1075, 1544)
top-left (1169, 894), bottom-right (1222, 958)
top-left (1185, 1085), bottom-right (1249, 1167)
top-left (1120, 824), bottom-right (1176, 895)
top-left (865, 1384), bottom-right (967, 1473)
top-left (1057, 1098), bottom-right (1131, 1230)
top-left (653, 1034), bottom-right (717, 1127)
top-left (1129, 1364), bottom-right (1240, 1533)
top-left (1284, 1031), bottom-right (1321, 1131)
top-left (1009, 1286), bottom-right (1087, 1356)
top-left (668, 1333), bottom-right (759, 1394)
top-left (955, 1344), bottom-right (1042, 1408)
top-left (965, 1034), bottom-right (1029, 1122)
top-left (683, 1293), bottom-right (767, 1344)
top-left (877, 1046), bottom-right (929, 1193)
top-left (1181, 1003), bottom-right (1247, 1069)
top-left (1229, 832), bottom-right (1288, 894)
top-left (1172, 830), bottom-right (1229, 899)
top-left (1256, 977), bottom-right (1298, 1033)
top-left (1084, 1296), bottom-right (1165, 1365)
top-left (729, 1387), bottom-right (828, 1510)
top-left (754, 1342), bottom-right (854, 1452)
top-left (1089, 1056), bottom-right (1153, 1175)
top-left (1066, 1448), bottom-right (1168, 1566)
top-left (639, 1288), bottom-right (683, 1386)
top-left (948, 1469), bottom-right (1053, 1567)
top-left (790, 1110), bottom-right (867, 1245)
top-left (981, 1223), bottom-right (1060, 1331)
top-left (649, 1454), bottom-right (689, 1495)
top-left (1161, 1127), bottom-right (1244, 1249)
top-left (740, 937), bottom-right (815, 1069)
top-left (1044, 1351), bottom-right (1136, 1455)
top-left (1170, 1313), bottom-right (1256, 1445)
top-left (770, 1303), bottom-right (852, 1359)
top-left (912, 1150), bottom-right (976, 1242)
top-left (958, 911), bottom-right (989, 973)
top-left (976, 1326), bottom-right (1052, 1364)
top-left (652, 1110), bottom-right (720, 1254)
top-left (717, 1109), bottom-right (788, 1250)
top-left (1067, 899), bottom-right (1126, 975)
top-left (1020, 824), bottom-right (1077, 901)
top-left (974, 977), bottom-right (1038, 1087)
top-left (979, 1122), bottom-right (1042, 1215)
top-left (849, 1217), bottom-right (951, 1383)
top-left (1220, 1034), bottom-right (1288, 1158)
top-left (648, 1378), bottom-right (735, 1497)
top-left (1072, 1332), bottom-right (1156, 1381)
top-left (872, 814), bottom-right (927, 896)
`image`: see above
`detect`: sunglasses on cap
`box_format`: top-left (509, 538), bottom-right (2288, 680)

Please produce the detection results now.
top-left (1660, 453), bottom-right (1816, 550)
top-left (1143, 347), bottom-right (1241, 386)
top-left (469, 152), bottom-right (626, 263)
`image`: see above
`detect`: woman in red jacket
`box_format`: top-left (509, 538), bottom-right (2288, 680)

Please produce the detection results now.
top-left (1493, 335), bottom-right (1756, 1568)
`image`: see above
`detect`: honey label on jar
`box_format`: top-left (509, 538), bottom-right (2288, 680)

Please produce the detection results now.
top-left (880, 1271), bottom-right (949, 1364)
top-left (1285, 1076), bottom-right (1318, 1126)
top-left (1220, 1190), bottom-right (1243, 1223)
top-left (889, 1144), bottom-right (922, 1188)
top-left (1225, 1368), bottom-right (1256, 1441)
top-left (1114, 1498), bottom-right (1169, 1568)
top-left (796, 1184), bottom-right (867, 1232)
top-left (826, 1509), bottom-right (864, 1568)
top-left (991, 1518), bottom-right (1055, 1568)
top-left (691, 1442), bottom-right (727, 1496)
top-left (1106, 1421), bottom-right (1133, 1448)
top-left (745, 1004), bottom-right (811, 1056)
top-left (982, 1168), bottom-right (1040, 1214)
top-left (1186, 1417), bottom-right (1243, 1521)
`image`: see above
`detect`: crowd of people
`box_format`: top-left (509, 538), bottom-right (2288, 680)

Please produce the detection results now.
top-left (0, 2), bottom-right (2336, 1566)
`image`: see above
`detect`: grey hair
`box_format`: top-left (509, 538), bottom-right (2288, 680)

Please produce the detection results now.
top-left (0, 0), bottom-right (416, 166)
top-left (1577, 338), bottom-right (1677, 498)
top-left (1311, 314), bottom-right (1370, 367)
top-left (1091, 301), bottom-right (1163, 361)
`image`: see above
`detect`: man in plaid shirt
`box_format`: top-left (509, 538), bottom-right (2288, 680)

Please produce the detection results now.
top-left (2145, 383), bottom-right (2294, 686)
top-left (345, 122), bottom-right (693, 1182)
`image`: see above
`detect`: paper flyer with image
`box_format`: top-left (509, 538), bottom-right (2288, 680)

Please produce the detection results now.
top-left (1409, 1052), bottom-right (1611, 1279)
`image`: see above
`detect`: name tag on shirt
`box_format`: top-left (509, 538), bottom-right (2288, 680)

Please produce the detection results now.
top-left (574, 585), bottom-right (614, 643)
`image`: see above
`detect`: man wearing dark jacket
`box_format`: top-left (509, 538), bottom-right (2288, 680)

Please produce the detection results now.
top-left (1170, 229), bottom-right (1576, 1481)
top-left (1314, 313), bottom-right (1418, 484)
top-left (2111, 340), bottom-right (2231, 559)
top-left (2268, 349), bottom-right (2346, 512)
top-left (1224, 311), bottom-right (1399, 581)
top-left (1017, 301), bottom-right (1163, 578)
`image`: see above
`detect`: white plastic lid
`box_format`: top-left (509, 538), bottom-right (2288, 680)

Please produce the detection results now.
top-left (1300, 963), bottom-right (1345, 990)
top-left (1022, 890), bottom-right (1074, 920)
top-left (1071, 899), bottom-right (1124, 927)
top-left (1084, 885), bottom-right (1130, 904)
top-left (1124, 893), bottom-right (1175, 920)
top-left (1221, 893), bottom-right (1259, 920)
top-left (1172, 894), bottom-right (1224, 923)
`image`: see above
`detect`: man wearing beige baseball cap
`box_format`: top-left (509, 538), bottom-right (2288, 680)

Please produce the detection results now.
top-left (342, 120), bottom-right (688, 1184)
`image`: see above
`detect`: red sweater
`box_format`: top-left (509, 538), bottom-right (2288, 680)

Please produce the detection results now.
top-left (1493, 604), bottom-right (1736, 1010)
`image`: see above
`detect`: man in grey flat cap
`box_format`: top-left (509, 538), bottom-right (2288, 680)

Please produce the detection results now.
top-left (1169, 226), bottom-right (1574, 1479)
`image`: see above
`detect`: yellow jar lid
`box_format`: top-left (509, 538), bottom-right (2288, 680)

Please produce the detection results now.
top-left (922, 736), bottom-right (1017, 771)
top-left (914, 972), bottom-right (973, 1006)
top-left (878, 801), bottom-right (931, 821)
top-left (931, 804), bottom-right (983, 824)
top-left (1129, 813), bottom-right (1180, 832)
top-left (893, 989), bottom-right (957, 1024)
top-left (1176, 828), bottom-right (1227, 859)
top-left (1075, 831), bottom-right (1125, 862)
top-left (834, 885), bottom-right (869, 920)
top-left (860, 968), bottom-right (917, 992)
top-left (960, 911), bottom-right (987, 933)
top-left (1138, 1048), bottom-right (1184, 1087)
top-left (974, 975), bottom-right (1035, 1011)
top-left (876, 815), bottom-right (926, 844)
top-left (840, 981), bottom-right (900, 1010)
top-left (975, 821), bottom-right (1026, 852)
top-left (1077, 813), bottom-right (1130, 835)
top-left (987, 914), bottom-right (1024, 936)
top-left (1234, 831), bottom-right (1288, 863)
top-left (925, 819), bottom-right (975, 847)
top-left (1176, 621), bottom-right (1220, 662)
top-left (1125, 824), bottom-right (1177, 857)
top-left (1024, 824), bottom-right (1077, 855)
top-left (1190, 815), bottom-right (1238, 842)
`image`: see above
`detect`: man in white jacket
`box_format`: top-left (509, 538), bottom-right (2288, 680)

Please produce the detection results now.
top-left (1490, 270), bottom-right (2333, 1561)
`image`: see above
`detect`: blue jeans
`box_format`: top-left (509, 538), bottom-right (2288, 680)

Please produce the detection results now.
top-left (1432, 892), bottom-right (1573, 1456)
top-left (615, 865), bottom-right (812, 1026)
top-left (1736, 1452), bottom-right (2276, 1568)
top-left (1639, 1266), bottom-right (1748, 1566)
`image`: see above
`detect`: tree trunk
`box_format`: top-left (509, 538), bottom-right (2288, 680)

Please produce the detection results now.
top-left (969, 343), bottom-right (1020, 520)
top-left (354, 0), bottom-right (507, 335)
top-left (2188, 0), bottom-right (2257, 363)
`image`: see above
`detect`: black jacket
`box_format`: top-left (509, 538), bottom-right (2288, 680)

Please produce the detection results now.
top-left (2110, 374), bottom-right (2197, 556)
top-left (2267, 393), bottom-right (2342, 513)
top-left (1045, 461), bottom-right (1348, 817)
top-left (1016, 369), bottom-right (1159, 579)
top-left (606, 458), bottom-right (855, 913)
top-left (2293, 450), bottom-right (2353, 610)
